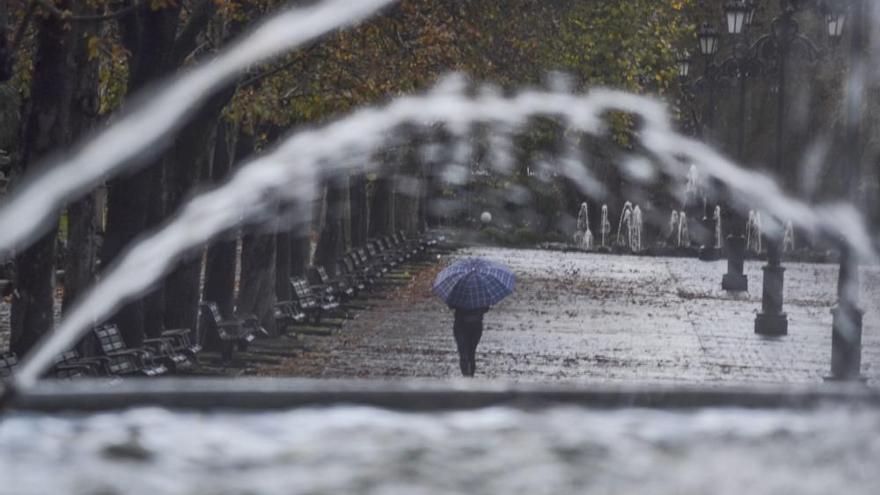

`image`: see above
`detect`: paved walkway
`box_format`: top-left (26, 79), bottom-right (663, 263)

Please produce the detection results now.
top-left (266, 247), bottom-right (880, 386)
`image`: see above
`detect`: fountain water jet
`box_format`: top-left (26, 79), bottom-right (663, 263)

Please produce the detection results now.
top-left (583, 225), bottom-right (594, 249)
top-left (574, 202), bottom-right (593, 249)
top-left (631, 205), bottom-right (643, 252)
top-left (747, 211), bottom-right (763, 253)
top-left (666, 210), bottom-right (690, 248)
top-left (667, 211), bottom-right (680, 245)
top-left (684, 164), bottom-right (700, 207)
top-left (616, 202), bottom-right (634, 248)
top-left (783, 220), bottom-right (796, 253)
top-left (600, 205), bottom-right (611, 249)
top-left (678, 212), bottom-right (690, 248)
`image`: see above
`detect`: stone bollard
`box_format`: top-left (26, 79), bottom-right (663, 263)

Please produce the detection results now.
top-left (828, 301), bottom-right (865, 381)
top-left (755, 258), bottom-right (787, 335)
top-left (721, 235), bottom-right (748, 291)
top-left (0, 379), bottom-right (15, 410)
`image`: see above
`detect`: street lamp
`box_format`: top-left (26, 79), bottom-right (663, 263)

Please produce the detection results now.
top-left (691, 24), bottom-right (723, 251)
top-left (698, 23), bottom-right (720, 56)
top-left (823, 3), bottom-right (847, 39)
top-left (726, 0), bottom-right (751, 35)
top-left (826, 12), bottom-right (846, 37)
top-left (676, 51), bottom-right (692, 79)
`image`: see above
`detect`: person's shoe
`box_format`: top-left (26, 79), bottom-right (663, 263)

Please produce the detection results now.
top-left (459, 358), bottom-right (469, 377)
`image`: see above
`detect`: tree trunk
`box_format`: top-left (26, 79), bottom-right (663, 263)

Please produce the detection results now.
top-left (10, 2), bottom-right (77, 356)
top-left (368, 177), bottom-right (395, 238)
top-left (102, 4), bottom-right (181, 346)
top-left (61, 3), bottom-right (101, 315)
top-left (102, 173), bottom-right (151, 345)
top-left (161, 90), bottom-right (232, 334)
top-left (350, 172), bottom-right (368, 247)
top-left (0, 7), bottom-right (10, 83)
top-left (10, 232), bottom-right (57, 356)
top-left (395, 142), bottom-right (423, 235)
top-left (162, 253), bottom-right (204, 334)
top-left (315, 180), bottom-right (347, 275)
top-left (231, 131), bottom-right (277, 336)
top-left (140, 163), bottom-right (167, 337)
top-left (63, 196), bottom-right (97, 310)
top-left (203, 121), bottom-right (238, 326)
top-left (424, 159), bottom-right (447, 228)
top-left (417, 171), bottom-right (428, 233)
top-left (275, 175), bottom-right (311, 294)
top-left (289, 223), bottom-right (311, 277)
top-left (238, 232), bottom-right (278, 337)
top-left (394, 175), bottom-right (421, 235)
top-left (276, 232), bottom-right (291, 301)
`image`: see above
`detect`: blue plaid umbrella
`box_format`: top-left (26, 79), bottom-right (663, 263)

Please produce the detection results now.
top-left (432, 258), bottom-right (515, 309)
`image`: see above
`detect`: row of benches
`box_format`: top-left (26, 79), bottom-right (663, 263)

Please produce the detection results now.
top-left (280, 231), bottom-right (437, 327)
top-left (0, 323), bottom-right (201, 380)
top-left (204, 231), bottom-right (440, 363)
top-left (0, 230), bottom-right (442, 378)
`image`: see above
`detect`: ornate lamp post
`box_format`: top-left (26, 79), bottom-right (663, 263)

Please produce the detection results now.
top-left (696, 22), bottom-right (721, 138)
top-left (682, 23), bottom-right (722, 252)
top-left (718, 0), bottom-right (755, 291)
top-left (750, 0), bottom-right (826, 336)
top-left (692, 24), bottom-right (722, 253)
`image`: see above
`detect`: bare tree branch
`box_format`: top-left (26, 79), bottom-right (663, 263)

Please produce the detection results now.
top-left (34, 0), bottom-right (142, 22)
top-left (168, 0), bottom-right (216, 68)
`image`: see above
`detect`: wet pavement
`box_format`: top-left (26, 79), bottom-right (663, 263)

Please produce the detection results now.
top-left (263, 247), bottom-right (880, 385)
top-left (3, 247), bottom-right (878, 386)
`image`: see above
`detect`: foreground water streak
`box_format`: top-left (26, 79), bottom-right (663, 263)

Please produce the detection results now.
top-left (1, 405), bottom-right (879, 494)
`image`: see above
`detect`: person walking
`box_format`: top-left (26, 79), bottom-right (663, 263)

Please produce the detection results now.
top-left (433, 258), bottom-right (514, 378)
top-left (452, 306), bottom-right (488, 377)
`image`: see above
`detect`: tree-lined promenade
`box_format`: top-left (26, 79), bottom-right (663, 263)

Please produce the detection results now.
top-left (0, 0), bottom-right (695, 356)
top-left (0, 0), bottom-right (875, 362)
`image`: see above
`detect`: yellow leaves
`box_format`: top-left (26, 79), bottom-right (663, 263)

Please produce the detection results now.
top-left (226, 0), bottom-right (692, 129)
top-left (149, 0), bottom-right (177, 11)
top-left (86, 36), bottom-right (101, 61)
top-left (213, 0), bottom-right (241, 19)
top-left (229, 0), bottom-right (467, 128)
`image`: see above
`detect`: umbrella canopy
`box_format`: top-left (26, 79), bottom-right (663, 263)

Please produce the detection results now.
top-left (432, 258), bottom-right (515, 309)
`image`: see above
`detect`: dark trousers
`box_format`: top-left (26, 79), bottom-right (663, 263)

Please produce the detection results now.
top-left (453, 319), bottom-right (483, 377)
